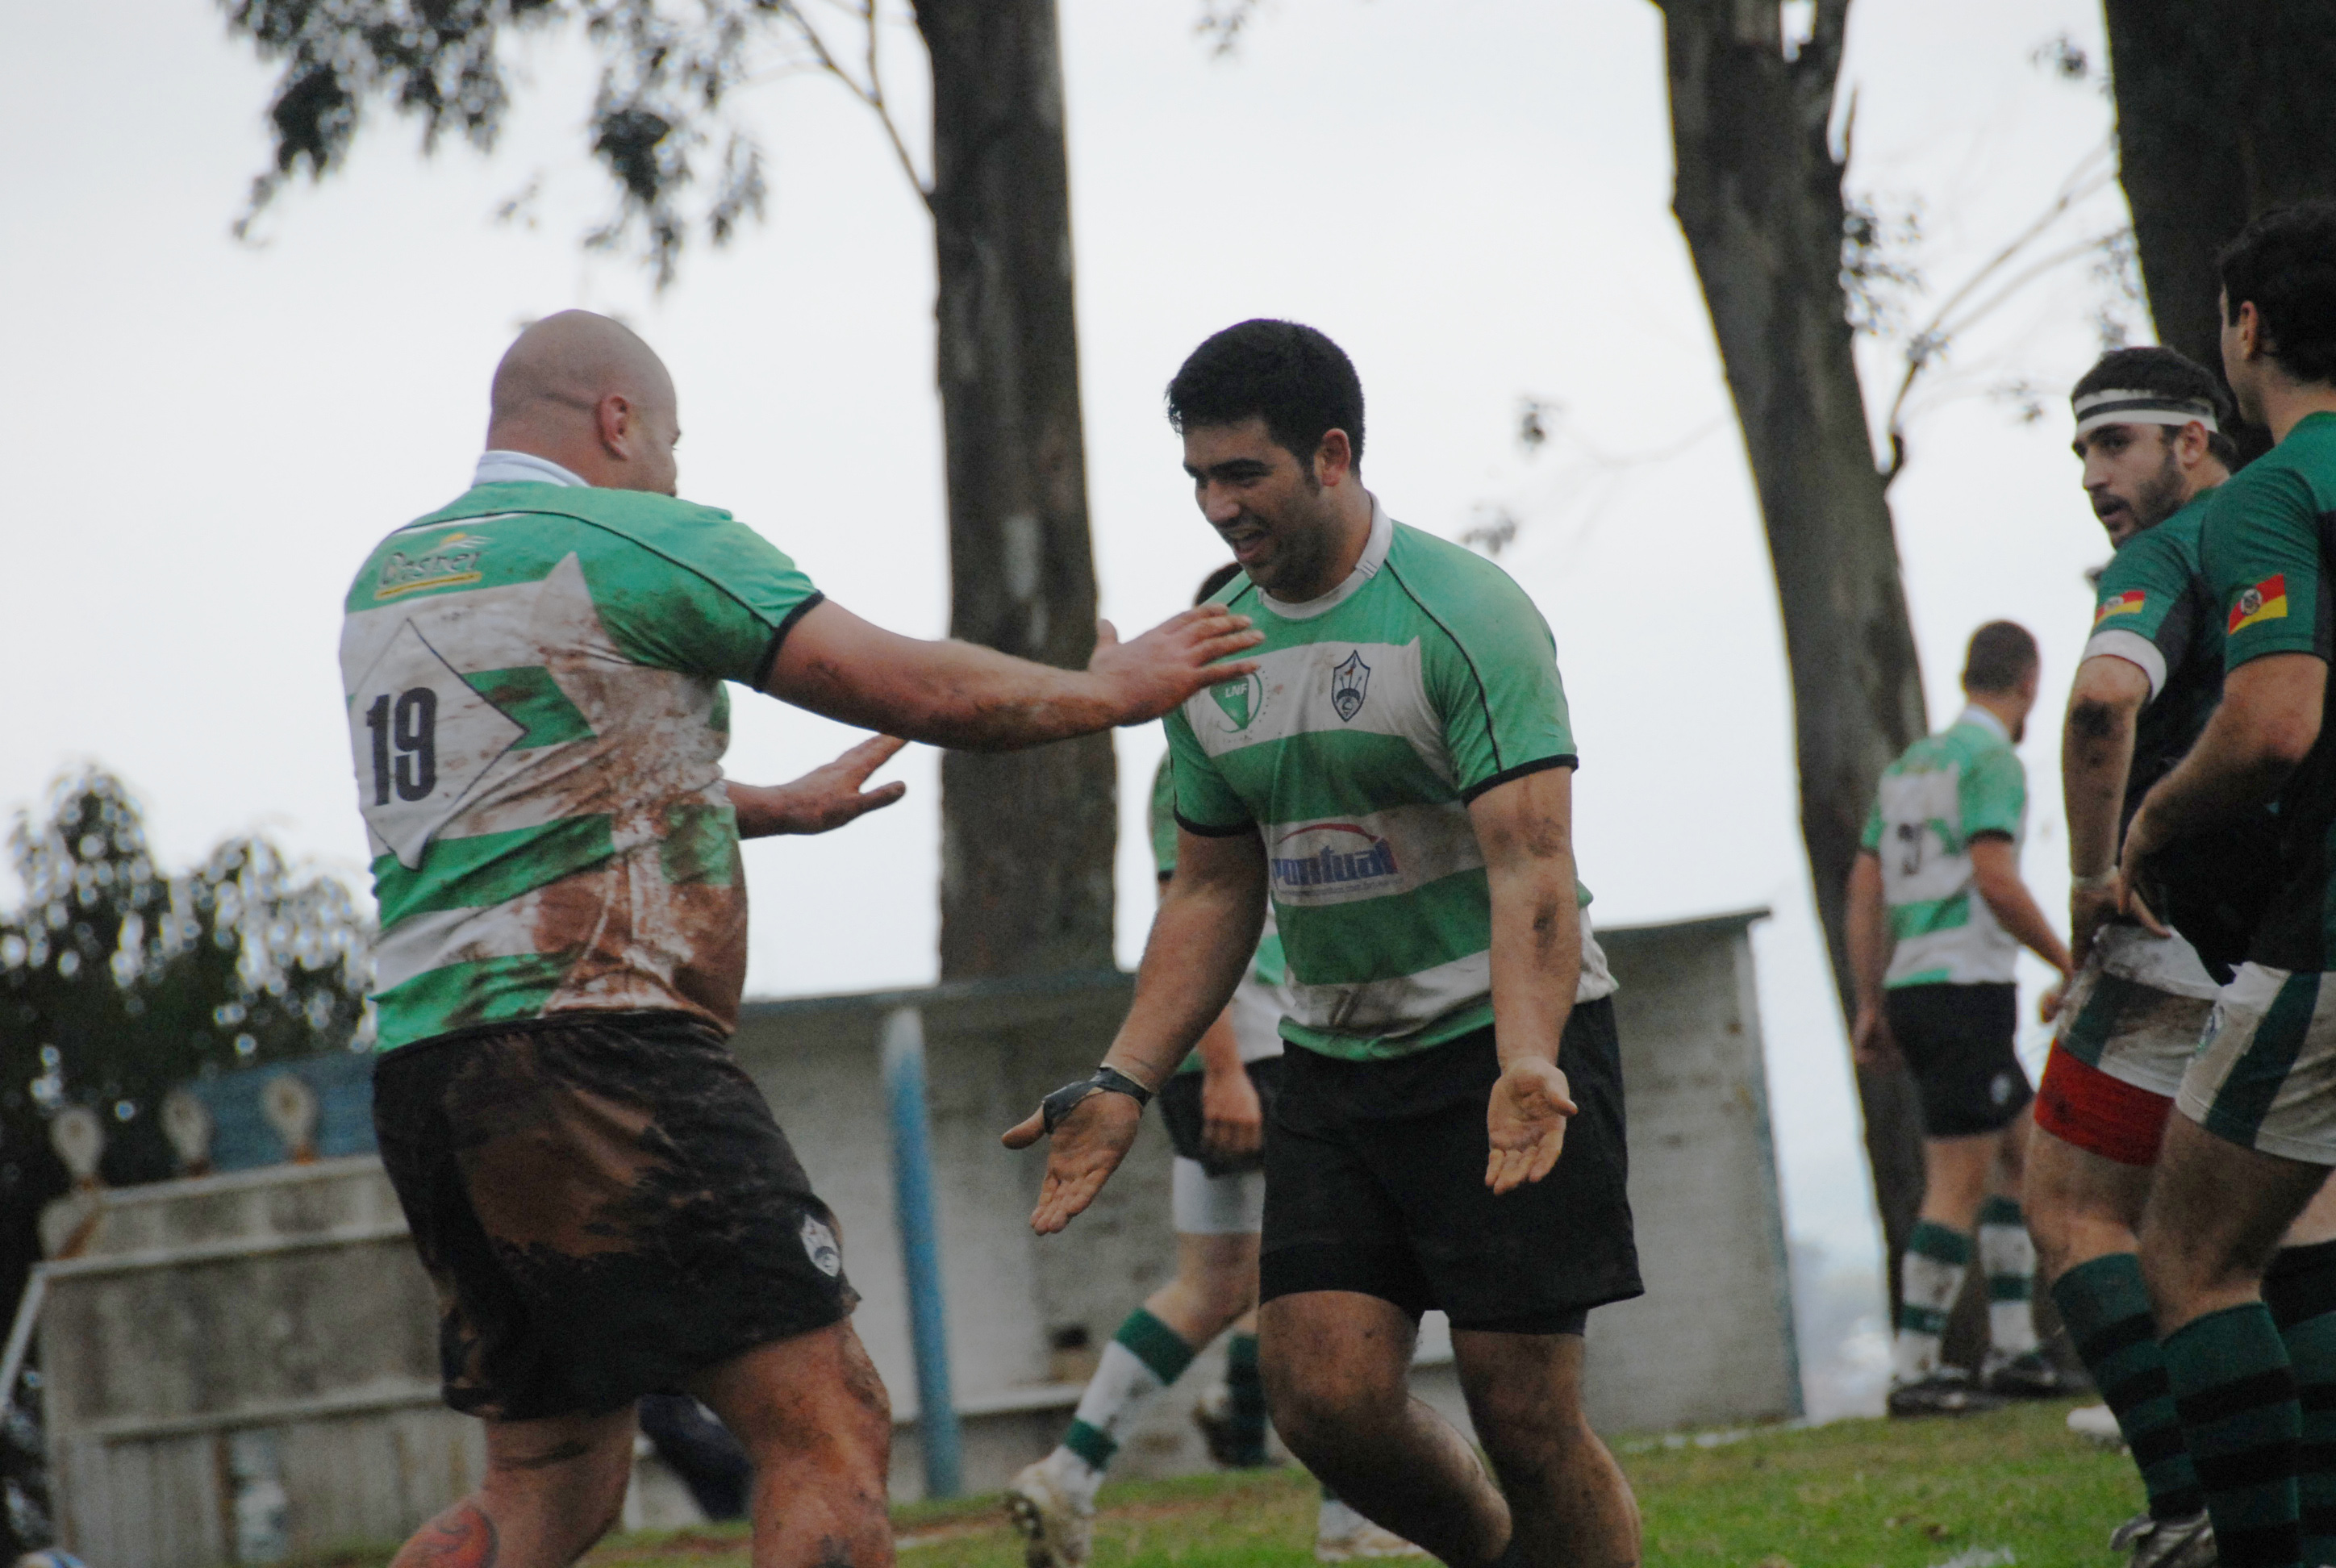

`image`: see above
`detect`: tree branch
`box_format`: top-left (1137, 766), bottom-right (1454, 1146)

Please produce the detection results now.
top-left (786, 0), bottom-right (931, 204)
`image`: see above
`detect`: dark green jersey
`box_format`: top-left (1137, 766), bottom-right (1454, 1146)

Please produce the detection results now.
top-left (2199, 412), bottom-right (2336, 971)
top-left (2088, 494), bottom-right (2223, 821)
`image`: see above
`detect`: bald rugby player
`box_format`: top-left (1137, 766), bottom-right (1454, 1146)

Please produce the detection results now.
top-left (341, 311), bottom-right (1261, 1568)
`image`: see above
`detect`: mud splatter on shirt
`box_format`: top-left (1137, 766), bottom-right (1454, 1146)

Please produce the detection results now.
top-left (340, 463), bottom-right (822, 1050)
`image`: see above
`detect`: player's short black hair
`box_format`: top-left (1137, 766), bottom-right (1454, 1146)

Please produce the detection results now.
top-left (2219, 202), bottom-right (2336, 386)
top-left (1962, 621), bottom-right (2039, 695)
top-left (1166, 320), bottom-right (1366, 473)
top-left (1194, 562), bottom-right (1243, 606)
top-left (2072, 346), bottom-right (2239, 467)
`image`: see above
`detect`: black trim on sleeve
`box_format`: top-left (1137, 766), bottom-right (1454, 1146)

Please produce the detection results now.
top-left (753, 591), bottom-right (828, 689)
top-left (1385, 558), bottom-right (1508, 772)
top-left (1459, 754), bottom-right (1577, 804)
top-left (1967, 828), bottom-right (2016, 844)
top-left (1174, 810), bottom-right (1257, 838)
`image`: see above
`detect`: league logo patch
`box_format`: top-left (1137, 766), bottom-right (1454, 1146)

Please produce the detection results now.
top-left (800, 1214), bottom-right (842, 1278)
top-left (1210, 670), bottom-right (1267, 732)
top-left (2093, 590), bottom-right (2145, 624)
top-left (2230, 573), bottom-right (2288, 634)
top-left (1330, 650), bottom-right (1371, 722)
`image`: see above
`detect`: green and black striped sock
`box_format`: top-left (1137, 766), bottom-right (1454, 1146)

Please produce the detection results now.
top-left (2165, 1303), bottom-right (2301, 1568)
top-left (2050, 1253), bottom-right (2202, 1519)
top-left (2266, 1239), bottom-right (2336, 1566)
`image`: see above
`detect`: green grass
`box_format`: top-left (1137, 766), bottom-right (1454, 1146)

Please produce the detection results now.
top-left (576, 1397), bottom-right (2138, 1568)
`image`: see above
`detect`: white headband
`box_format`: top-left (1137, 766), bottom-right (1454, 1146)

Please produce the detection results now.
top-left (2072, 387), bottom-right (2221, 440)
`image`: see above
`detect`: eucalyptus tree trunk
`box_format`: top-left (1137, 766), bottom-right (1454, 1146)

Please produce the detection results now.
top-left (912, 0), bottom-right (1116, 980)
top-left (2104, 0), bottom-right (2336, 466)
top-left (1651, 0), bottom-right (1930, 1287)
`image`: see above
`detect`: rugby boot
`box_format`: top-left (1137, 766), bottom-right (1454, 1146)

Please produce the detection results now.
top-left (1982, 1347), bottom-right (2085, 1399)
top-left (2109, 1509), bottom-right (2216, 1568)
top-left (1886, 1367), bottom-right (2008, 1417)
top-left (1005, 1460), bottom-right (1094, 1568)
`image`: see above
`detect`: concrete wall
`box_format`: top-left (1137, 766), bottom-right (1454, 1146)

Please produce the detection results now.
top-left (38, 907), bottom-right (1796, 1562)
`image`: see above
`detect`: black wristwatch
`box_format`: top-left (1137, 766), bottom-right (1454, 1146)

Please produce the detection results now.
top-left (1038, 1065), bottom-right (1153, 1133)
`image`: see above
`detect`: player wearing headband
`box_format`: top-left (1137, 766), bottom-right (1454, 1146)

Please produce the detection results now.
top-left (2121, 202), bottom-right (2336, 1568)
top-left (1848, 622), bottom-right (2074, 1416)
top-left (2030, 347), bottom-right (2238, 1568)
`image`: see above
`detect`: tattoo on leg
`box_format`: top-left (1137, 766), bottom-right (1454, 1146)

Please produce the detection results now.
top-left (396, 1502), bottom-right (498, 1568)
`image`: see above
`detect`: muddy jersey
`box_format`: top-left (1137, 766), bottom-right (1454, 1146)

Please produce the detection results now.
top-left (340, 456), bottom-right (823, 1051)
top-left (2200, 411), bottom-right (2336, 972)
top-left (1164, 502), bottom-right (1613, 1062)
top-left (1148, 757), bottom-right (1287, 1074)
top-left (1860, 708), bottom-right (2026, 988)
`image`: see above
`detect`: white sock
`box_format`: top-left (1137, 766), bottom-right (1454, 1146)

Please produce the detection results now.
top-left (1049, 1314), bottom-right (1191, 1508)
top-left (1893, 1221), bottom-right (1971, 1384)
top-left (1979, 1199), bottom-right (2040, 1357)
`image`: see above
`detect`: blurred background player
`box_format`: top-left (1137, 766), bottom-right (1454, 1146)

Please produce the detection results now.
top-left (2122, 202), bottom-right (2336, 1568)
top-left (1846, 621), bottom-right (2075, 1416)
top-left (1009, 320), bottom-right (1643, 1568)
top-left (1006, 565), bottom-right (1422, 1567)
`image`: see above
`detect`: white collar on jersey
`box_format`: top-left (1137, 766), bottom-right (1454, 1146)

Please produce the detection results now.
top-left (1258, 495), bottom-right (1395, 621)
top-left (1954, 703), bottom-right (2011, 742)
top-left (473, 449), bottom-right (589, 489)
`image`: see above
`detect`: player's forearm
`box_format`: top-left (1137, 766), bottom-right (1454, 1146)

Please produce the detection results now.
top-left (1485, 853), bottom-right (1580, 1069)
top-left (1193, 1009), bottom-right (1245, 1080)
top-left (778, 637), bottom-right (1120, 752)
top-left (1104, 861), bottom-right (1266, 1089)
top-left (2135, 711), bottom-right (2307, 846)
top-left (1973, 865), bottom-right (2072, 975)
top-left (2062, 687), bottom-right (2140, 878)
top-left (1844, 853), bottom-right (1890, 1007)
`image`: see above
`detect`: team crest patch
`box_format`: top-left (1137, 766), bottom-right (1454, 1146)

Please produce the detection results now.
top-left (2229, 573), bottom-right (2288, 634)
top-left (1331, 651), bottom-right (1371, 722)
top-left (801, 1214), bottom-right (842, 1278)
top-left (1211, 670), bottom-right (1267, 732)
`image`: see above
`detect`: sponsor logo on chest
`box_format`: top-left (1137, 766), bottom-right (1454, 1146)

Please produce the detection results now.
top-left (1270, 820), bottom-right (1400, 895)
top-left (377, 532), bottom-right (491, 600)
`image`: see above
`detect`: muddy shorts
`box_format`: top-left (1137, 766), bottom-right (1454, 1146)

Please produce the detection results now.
top-left (373, 1010), bottom-right (857, 1421)
top-left (2180, 965), bottom-right (2336, 1166)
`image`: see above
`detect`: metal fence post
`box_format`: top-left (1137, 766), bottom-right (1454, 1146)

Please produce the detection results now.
top-left (881, 1006), bottom-right (962, 1498)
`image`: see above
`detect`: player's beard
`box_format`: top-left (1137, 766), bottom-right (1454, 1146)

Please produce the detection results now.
top-left (2130, 441), bottom-right (2186, 532)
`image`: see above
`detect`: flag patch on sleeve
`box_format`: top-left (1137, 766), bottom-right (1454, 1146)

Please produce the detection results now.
top-left (2094, 590), bottom-right (2146, 624)
top-left (2228, 573), bottom-right (2289, 634)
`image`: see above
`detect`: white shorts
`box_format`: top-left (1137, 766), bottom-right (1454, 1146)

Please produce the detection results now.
top-left (2053, 953), bottom-right (2214, 1098)
top-left (2178, 964), bottom-right (2336, 1165)
top-left (1171, 1156), bottom-right (1265, 1236)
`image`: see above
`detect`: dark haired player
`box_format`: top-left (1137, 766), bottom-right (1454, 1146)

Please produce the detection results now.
top-left (1007, 564), bottom-right (1423, 1566)
top-left (341, 311), bottom-right (1260, 1568)
top-left (2122, 202), bottom-right (2336, 1568)
top-left (1007, 320), bottom-right (1643, 1568)
top-left (1846, 621), bottom-right (2075, 1416)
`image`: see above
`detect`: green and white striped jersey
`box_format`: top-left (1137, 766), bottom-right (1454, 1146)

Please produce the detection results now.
top-left (1148, 757), bottom-right (1287, 1074)
top-left (1859, 707), bottom-right (2028, 988)
top-left (339, 453), bottom-right (824, 1051)
top-left (1164, 502), bottom-right (1612, 1061)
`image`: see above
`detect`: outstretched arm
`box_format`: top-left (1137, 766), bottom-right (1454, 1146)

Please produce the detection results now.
top-left (1003, 826), bottom-right (1268, 1233)
top-left (1470, 765), bottom-right (1584, 1195)
top-left (763, 600), bottom-right (1261, 751)
top-left (727, 736), bottom-right (908, 838)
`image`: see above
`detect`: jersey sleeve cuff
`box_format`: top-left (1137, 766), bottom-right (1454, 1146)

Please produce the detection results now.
top-left (1174, 810), bottom-right (1256, 838)
top-left (2081, 628), bottom-right (2168, 699)
top-left (1459, 754), bottom-right (1578, 805)
top-left (752, 591), bottom-right (827, 689)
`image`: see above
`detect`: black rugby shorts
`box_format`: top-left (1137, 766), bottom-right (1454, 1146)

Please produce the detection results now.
top-left (1258, 999), bottom-right (1641, 1335)
top-left (1884, 981), bottom-right (2032, 1138)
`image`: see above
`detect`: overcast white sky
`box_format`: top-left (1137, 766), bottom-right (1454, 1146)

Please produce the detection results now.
top-left (2, 0), bottom-right (2135, 1332)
